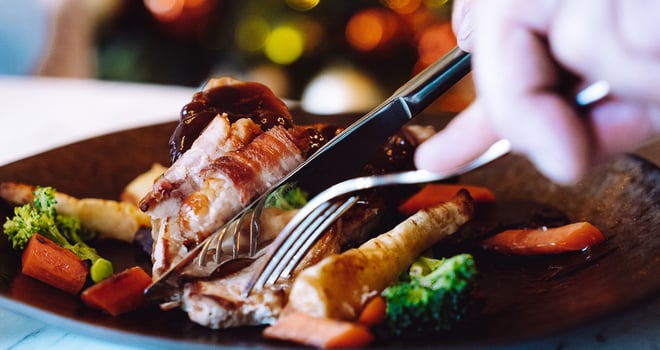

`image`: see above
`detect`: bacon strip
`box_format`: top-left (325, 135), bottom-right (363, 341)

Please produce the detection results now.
top-left (148, 124), bottom-right (304, 278)
top-left (178, 125), bottom-right (304, 242)
top-left (140, 115), bottom-right (262, 217)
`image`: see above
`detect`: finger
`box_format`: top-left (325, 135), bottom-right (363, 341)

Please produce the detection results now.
top-left (472, 0), bottom-right (591, 183)
top-left (588, 99), bottom-right (660, 160)
top-left (414, 101), bottom-right (499, 172)
top-left (550, 0), bottom-right (660, 103)
top-left (451, 0), bottom-right (474, 51)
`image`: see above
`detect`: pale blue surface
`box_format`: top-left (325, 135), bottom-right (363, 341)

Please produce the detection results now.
top-left (1, 297), bottom-right (658, 349)
top-left (0, 0), bottom-right (48, 75)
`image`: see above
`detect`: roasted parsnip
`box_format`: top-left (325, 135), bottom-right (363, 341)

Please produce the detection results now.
top-left (287, 190), bottom-right (474, 320)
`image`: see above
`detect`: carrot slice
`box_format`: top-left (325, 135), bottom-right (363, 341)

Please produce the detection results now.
top-left (356, 295), bottom-right (386, 327)
top-left (398, 183), bottom-right (495, 215)
top-left (482, 221), bottom-right (605, 255)
top-left (21, 234), bottom-right (89, 295)
top-left (81, 266), bottom-right (152, 316)
top-left (263, 311), bottom-right (374, 348)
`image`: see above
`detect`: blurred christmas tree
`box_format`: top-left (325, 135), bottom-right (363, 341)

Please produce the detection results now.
top-left (96, 0), bottom-right (456, 109)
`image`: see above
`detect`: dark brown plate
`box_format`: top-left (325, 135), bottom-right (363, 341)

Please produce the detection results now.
top-left (0, 115), bottom-right (658, 349)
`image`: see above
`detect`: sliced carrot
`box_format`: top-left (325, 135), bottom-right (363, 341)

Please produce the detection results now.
top-left (356, 295), bottom-right (386, 327)
top-left (482, 221), bottom-right (605, 255)
top-left (21, 234), bottom-right (89, 295)
top-left (398, 183), bottom-right (495, 215)
top-left (81, 266), bottom-right (152, 316)
top-left (263, 311), bottom-right (374, 348)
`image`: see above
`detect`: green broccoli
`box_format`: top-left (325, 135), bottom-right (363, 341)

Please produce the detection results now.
top-left (381, 253), bottom-right (481, 336)
top-left (3, 186), bottom-right (113, 282)
top-left (265, 182), bottom-right (308, 210)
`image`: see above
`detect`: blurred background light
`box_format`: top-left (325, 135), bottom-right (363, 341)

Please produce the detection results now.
top-left (345, 8), bottom-right (399, 52)
top-left (286, 0), bottom-right (320, 11)
top-left (415, 22), bottom-right (456, 71)
top-left (13, 0), bottom-right (464, 112)
top-left (302, 65), bottom-right (385, 114)
top-left (264, 25), bottom-right (304, 65)
top-left (424, 0), bottom-right (450, 8)
top-left (143, 0), bottom-right (184, 22)
top-left (235, 15), bottom-right (270, 52)
top-left (383, 0), bottom-right (422, 15)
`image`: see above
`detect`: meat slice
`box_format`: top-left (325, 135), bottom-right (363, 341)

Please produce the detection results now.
top-left (178, 125), bottom-right (305, 243)
top-left (181, 219), bottom-right (342, 329)
top-left (149, 125), bottom-right (305, 278)
top-left (175, 124), bottom-right (439, 328)
top-left (140, 115), bottom-right (263, 218)
top-left (140, 77), bottom-right (441, 330)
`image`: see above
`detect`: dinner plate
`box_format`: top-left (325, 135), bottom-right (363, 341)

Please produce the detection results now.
top-left (0, 113), bottom-right (658, 349)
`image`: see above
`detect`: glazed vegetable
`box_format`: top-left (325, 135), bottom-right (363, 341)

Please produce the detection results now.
top-left (356, 295), bottom-right (387, 327)
top-left (381, 254), bottom-right (480, 336)
top-left (3, 186), bottom-right (114, 282)
top-left (21, 234), bottom-right (89, 295)
top-left (287, 191), bottom-right (474, 320)
top-left (398, 183), bottom-right (495, 216)
top-left (263, 310), bottom-right (375, 348)
top-left (481, 221), bottom-right (606, 255)
top-left (0, 181), bottom-right (151, 242)
top-left (81, 266), bottom-right (152, 316)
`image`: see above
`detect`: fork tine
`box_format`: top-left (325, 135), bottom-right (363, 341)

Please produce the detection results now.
top-left (261, 204), bottom-right (335, 286)
top-left (199, 225), bottom-right (225, 266)
top-left (243, 195), bottom-right (359, 295)
top-left (265, 197), bottom-right (356, 285)
top-left (278, 196), bottom-right (359, 279)
top-left (241, 140), bottom-right (514, 296)
top-left (249, 196), bottom-right (268, 256)
top-left (243, 200), bottom-right (332, 296)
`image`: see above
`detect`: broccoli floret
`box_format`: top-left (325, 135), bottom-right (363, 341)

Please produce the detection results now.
top-left (265, 182), bottom-right (308, 210)
top-left (3, 186), bottom-right (113, 282)
top-left (381, 254), bottom-right (480, 336)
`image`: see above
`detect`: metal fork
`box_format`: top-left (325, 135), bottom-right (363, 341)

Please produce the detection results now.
top-left (241, 78), bottom-right (613, 296)
top-left (145, 195), bottom-right (270, 303)
top-left (242, 138), bottom-right (512, 296)
top-left (145, 47), bottom-right (472, 302)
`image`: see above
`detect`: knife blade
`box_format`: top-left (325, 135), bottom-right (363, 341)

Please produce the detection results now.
top-left (292, 47), bottom-right (470, 194)
top-left (145, 47), bottom-right (471, 302)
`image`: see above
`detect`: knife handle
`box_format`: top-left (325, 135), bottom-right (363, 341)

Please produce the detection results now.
top-left (393, 47), bottom-right (471, 116)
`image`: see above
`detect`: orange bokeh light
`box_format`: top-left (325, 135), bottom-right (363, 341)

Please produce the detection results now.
top-left (383, 0), bottom-right (422, 14)
top-left (345, 8), bottom-right (399, 52)
top-left (415, 22), bottom-right (456, 71)
top-left (144, 0), bottom-right (183, 22)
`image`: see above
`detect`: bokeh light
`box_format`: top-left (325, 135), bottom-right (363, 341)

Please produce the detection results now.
top-left (423, 0), bottom-right (450, 8)
top-left (294, 17), bottom-right (324, 53)
top-left (302, 65), bottom-right (384, 114)
top-left (264, 25), bottom-right (304, 65)
top-left (286, 0), bottom-right (320, 11)
top-left (144, 0), bottom-right (209, 22)
top-left (415, 22), bottom-right (456, 70)
top-left (345, 8), bottom-right (398, 52)
top-left (382, 0), bottom-right (422, 14)
top-left (96, 0), bottom-right (459, 101)
top-left (143, 0), bottom-right (215, 39)
top-left (144, 0), bottom-right (183, 22)
top-left (235, 16), bottom-right (270, 52)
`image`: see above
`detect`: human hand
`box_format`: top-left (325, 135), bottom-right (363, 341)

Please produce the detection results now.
top-left (415, 0), bottom-right (660, 184)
